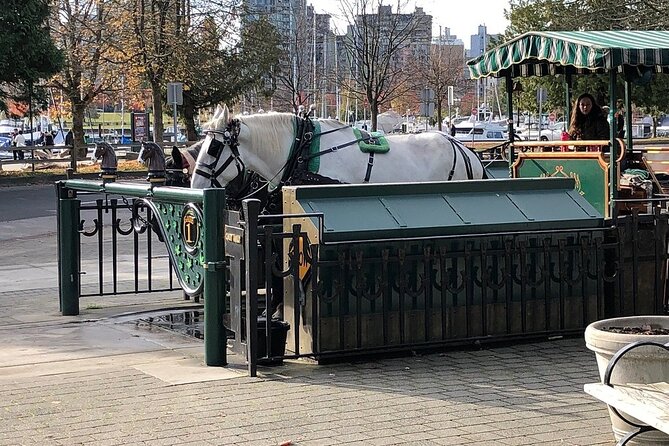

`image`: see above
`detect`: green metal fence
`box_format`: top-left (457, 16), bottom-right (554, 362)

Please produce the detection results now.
top-left (56, 179), bottom-right (228, 366)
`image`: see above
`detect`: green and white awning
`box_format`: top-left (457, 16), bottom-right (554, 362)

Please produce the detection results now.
top-left (467, 31), bottom-right (669, 79)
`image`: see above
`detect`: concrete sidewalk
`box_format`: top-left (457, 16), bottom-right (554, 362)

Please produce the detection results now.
top-left (0, 282), bottom-right (617, 446)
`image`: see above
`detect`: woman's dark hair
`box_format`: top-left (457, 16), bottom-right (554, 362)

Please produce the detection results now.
top-left (568, 93), bottom-right (604, 137)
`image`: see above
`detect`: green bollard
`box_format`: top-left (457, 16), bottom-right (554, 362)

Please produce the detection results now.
top-left (57, 184), bottom-right (81, 316)
top-left (203, 188), bottom-right (227, 366)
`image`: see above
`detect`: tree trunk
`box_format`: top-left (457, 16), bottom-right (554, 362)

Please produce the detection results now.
top-left (72, 101), bottom-right (88, 159)
top-left (370, 100), bottom-right (379, 132)
top-left (183, 92), bottom-right (197, 142)
top-left (151, 81), bottom-right (164, 143)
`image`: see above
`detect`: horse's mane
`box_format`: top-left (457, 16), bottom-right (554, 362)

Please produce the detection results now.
top-left (240, 113), bottom-right (296, 155)
top-left (205, 112), bottom-right (295, 157)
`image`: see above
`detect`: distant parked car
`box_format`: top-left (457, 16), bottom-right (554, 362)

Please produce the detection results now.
top-left (538, 124), bottom-right (567, 141)
top-left (519, 120), bottom-right (567, 141)
top-left (657, 116), bottom-right (669, 138)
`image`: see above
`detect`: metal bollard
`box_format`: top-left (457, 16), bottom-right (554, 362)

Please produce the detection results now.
top-left (203, 188), bottom-right (227, 366)
top-left (57, 183), bottom-right (81, 316)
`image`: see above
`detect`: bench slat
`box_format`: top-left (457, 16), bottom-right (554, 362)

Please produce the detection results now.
top-left (584, 382), bottom-right (669, 434)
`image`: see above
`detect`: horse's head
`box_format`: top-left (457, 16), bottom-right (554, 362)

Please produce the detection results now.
top-left (191, 105), bottom-right (296, 190)
top-left (191, 105), bottom-right (246, 189)
top-left (163, 145), bottom-right (192, 187)
top-left (138, 141), bottom-right (166, 173)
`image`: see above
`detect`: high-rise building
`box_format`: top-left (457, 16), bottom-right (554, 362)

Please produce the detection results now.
top-left (243, 0), bottom-right (308, 37)
top-left (467, 25), bottom-right (501, 112)
top-left (432, 27), bottom-right (463, 47)
top-left (468, 25), bottom-right (500, 58)
top-left (350, 6), bottom-right (432, 61)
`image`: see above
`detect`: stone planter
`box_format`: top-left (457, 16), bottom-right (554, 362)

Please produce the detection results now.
top-left (585, 316), bottom-right (669, 445)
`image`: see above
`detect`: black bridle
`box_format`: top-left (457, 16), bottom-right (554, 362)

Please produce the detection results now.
top-left (194, 119), bottom-right (246, 189)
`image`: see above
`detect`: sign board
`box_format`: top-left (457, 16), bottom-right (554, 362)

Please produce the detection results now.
top-left (421, 88), bottom-right (435, 102)
top-left (298, 236), bottom-right (310, 281)
top-left (167, 82), bottom-right (183, 105)
top-left (130, 112), bottom-right (150, 142)
top-left (420, 102), bottom-right (435, 117)
top-left (536, 88), bottom-right (548, 103)
top-left (448, 86), bottom-right (454, 106)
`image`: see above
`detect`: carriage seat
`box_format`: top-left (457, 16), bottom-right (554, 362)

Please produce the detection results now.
top-left (352, 128), bottom-right (390, 154)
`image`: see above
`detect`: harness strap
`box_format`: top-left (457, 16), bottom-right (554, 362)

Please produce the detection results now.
top-left (442, 134), bottom-right (476, 180)
top-left (447, 144), bottom-right (458, 181)
top-left (281, 116), bottom-right (314, 185)
top-left (460, 144), bottom-right (474, 179)
top-left (364, 152), bottom-right (375, 182)
top-left (303, 136), bottom-right (373, 161)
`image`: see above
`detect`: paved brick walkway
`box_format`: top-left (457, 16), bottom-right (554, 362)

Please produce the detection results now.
top-left (0, 284), bottom-right (616, 446)
top-left (0, 219), bottom-right (616, 445)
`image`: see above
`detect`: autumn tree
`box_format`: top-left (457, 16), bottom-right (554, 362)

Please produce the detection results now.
top-left (421, 42), bottom-right (466, 131)
top-left (171, 13), bottom-right (281, 139)
top-left (50, 0), bottom-right (120, 155)
top-left (339, 0), bottom-right (429, 131)
top-left (118, 0), bottom-right (185, 142)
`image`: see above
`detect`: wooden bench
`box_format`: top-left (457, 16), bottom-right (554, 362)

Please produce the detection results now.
top-left (584, 341), bottom-right (669, 446)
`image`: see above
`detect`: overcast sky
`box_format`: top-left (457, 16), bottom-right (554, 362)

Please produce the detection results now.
top-left (308, 0), bottom-right (511, 49)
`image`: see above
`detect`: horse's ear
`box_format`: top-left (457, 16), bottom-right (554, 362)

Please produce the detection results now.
top-left (171, 146), bottom-right (183, 169)
top-left (222, 105), bottom-right (230, 124)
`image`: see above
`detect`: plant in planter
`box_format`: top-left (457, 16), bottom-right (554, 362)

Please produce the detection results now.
top-left (585, 316), bottom-right (669, 445)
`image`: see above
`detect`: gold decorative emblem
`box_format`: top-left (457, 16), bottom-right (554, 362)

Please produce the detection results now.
top-left (541, 165), bottom-right (584, 196)
top-left (181, 204), bottom-right (202, 254)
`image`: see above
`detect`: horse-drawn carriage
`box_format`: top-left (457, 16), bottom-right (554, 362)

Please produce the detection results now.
top-left (58, 31), bottom-right (669, 373)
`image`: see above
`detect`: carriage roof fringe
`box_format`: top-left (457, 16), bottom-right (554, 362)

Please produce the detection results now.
top-left (467, 30), bottom-right (669, 79)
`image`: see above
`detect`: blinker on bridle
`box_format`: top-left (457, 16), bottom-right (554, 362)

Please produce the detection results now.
top-left (194, 119), bottom-right (246, 188)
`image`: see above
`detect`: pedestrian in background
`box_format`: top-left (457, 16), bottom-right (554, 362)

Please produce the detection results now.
top-left (43, 131), bottom-right (54, 147)
top-left (65, 129), bottom-right (74, 147)
top-left (13, 130), bottom-right (26, 160)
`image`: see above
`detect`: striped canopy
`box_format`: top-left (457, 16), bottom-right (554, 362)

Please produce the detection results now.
top-left (467, 31), bottom-right (669, 79)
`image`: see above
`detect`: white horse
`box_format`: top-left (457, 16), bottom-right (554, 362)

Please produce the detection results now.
top-left (191, 105), bottom-right (485, 190)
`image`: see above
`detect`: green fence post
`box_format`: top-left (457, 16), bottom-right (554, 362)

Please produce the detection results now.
top-left (57, 182), bottom-right (80, 316)
top-left (203, 188), bottom-right (227, 366)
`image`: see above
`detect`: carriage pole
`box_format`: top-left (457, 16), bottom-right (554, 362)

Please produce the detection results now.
top-left (505, 74), bottom-right (515, 171)
top-left (609, 70), bottom-right (618, 218)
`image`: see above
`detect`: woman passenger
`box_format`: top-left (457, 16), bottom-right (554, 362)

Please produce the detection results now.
top-left (568, 93), bottom-right (610, 151)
